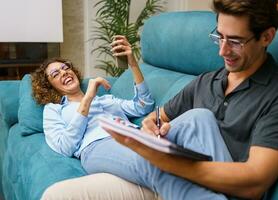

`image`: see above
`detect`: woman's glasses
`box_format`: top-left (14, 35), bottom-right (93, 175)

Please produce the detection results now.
top-left (47, 62), bottom-right (72, 79)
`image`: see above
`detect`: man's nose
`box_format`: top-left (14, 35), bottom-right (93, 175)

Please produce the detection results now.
top-left (219, 40), bottom-right (231, 57)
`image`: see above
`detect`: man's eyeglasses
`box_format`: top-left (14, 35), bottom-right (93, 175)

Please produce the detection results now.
top-left (47, 62), bottom-right (72, 79)
top-left (209, 27), bottom-right (255, 51)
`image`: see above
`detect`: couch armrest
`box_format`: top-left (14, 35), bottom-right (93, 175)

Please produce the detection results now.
top-left (0, 80), bottom-right (20, 128)
top-left (0, 80), bottom-right (20, 199)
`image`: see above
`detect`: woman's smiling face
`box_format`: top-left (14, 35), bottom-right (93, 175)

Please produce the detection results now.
top-left (45, 61), bottom-right (81, 96)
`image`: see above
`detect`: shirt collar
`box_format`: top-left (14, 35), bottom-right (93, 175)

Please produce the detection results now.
top-left (249, 53), bottom-right (277, 85)
top-left (214, 67), bottom-right (228, 80)
top-left (60, 96), bottom-right (68, 105)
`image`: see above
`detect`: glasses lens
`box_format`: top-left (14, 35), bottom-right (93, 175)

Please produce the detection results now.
top-left (61, 63), bottom-right (71, 70)
top-left (209, 34), bottom-right (220, 45)
top-left (209, 35), bottom-right (243, 51)
top-left (226, 39), bottom-right (242, 50)
top-left (49, 70), bottom-right (59, 79)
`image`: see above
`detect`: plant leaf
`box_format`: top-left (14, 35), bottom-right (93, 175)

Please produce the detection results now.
top-left (91, 0), bottom-right (165, 76)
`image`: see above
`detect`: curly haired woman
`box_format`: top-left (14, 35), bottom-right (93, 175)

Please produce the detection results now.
top-left (31, 35), bottom-right (154, 163)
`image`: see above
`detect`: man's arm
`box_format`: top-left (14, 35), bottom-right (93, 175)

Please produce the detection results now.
top-left (108, 131), bottom-right (278, 200)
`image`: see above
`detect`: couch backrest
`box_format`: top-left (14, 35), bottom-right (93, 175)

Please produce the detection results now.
top-left (141, 11), bottom-right (278, 74)
top-left (141, 11), bottom-right (223, 75)
top-left (269, 35), bottom-right (278, 61)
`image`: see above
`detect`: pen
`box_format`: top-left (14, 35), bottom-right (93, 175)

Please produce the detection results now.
top-left (156, 106), bottom-right (161, 139)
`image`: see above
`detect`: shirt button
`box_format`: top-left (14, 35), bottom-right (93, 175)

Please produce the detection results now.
top-left (224, 101), bottom-right (228, 106)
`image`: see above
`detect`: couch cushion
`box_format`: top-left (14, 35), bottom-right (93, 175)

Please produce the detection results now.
top-left (110, 63), bottom-right (196, 126)
top-left (141, 11), bottom-right (224, 75)
top-left (269, 33), bottom-right (278, 63)
top-left (18, 75), bottom-right (44, 135)
top-left (111, 63), bottom-right (196, 105)
top-left (3, 124), bottom-right (86, 200)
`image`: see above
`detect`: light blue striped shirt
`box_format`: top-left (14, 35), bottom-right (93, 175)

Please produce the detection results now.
top-left (43, 81), bottom-right (154, 158)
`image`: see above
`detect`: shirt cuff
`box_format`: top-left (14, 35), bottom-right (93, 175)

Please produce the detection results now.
top-left (134, 81), bottom-right (149, 95)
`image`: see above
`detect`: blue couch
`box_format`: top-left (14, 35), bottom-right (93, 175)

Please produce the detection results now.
top-left (0, 11), bottom-right (278, 200)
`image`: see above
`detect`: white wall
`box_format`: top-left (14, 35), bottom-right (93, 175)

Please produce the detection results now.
top-left (83, 0), bottom-right (212, 78)
top-left (0, 0), bottom-right (63, 42)
top-left (187, 0), bottom-right (212, 11)
top-left (166, 0), bottom-right (212, 11)
top-left (84, 0), bottom-right (105, 77)
top-left (61, 0), bottom-right (84, 74)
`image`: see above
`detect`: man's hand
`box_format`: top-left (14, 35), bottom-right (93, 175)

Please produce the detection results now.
top-left (141, 107), bottom-right (171, 137)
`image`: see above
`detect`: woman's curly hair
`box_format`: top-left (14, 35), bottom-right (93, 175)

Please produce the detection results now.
top-left (31, 57), bottom-right (82, 105)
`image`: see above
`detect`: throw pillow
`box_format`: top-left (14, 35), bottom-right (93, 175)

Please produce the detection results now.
top-left (18, 74), bottom-right (44, 136)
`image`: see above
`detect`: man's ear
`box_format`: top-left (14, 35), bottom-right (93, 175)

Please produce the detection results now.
top-left (260, 27), bottom-right (276, 47)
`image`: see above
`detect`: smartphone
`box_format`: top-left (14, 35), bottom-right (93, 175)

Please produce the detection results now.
top-left (113, 36), bottom-right (128, 69)
top-left (115, 55), bottom-right (128, 69)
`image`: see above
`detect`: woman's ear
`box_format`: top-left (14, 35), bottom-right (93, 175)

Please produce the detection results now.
top-left (260, 27), bottom-right (276, 47)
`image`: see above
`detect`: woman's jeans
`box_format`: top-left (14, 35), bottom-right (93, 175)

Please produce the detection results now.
top-left (80, 108), bottom-right (233, 200)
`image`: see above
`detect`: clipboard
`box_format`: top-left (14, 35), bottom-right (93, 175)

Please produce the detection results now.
top-left (97, 117), bottom-right (212, 161)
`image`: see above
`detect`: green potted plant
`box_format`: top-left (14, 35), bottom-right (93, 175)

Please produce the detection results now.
top-left (92, 0), bottom-right (166, 76)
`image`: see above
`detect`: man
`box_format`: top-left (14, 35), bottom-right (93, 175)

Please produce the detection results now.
top-left (109, 0), bottom-right (278, 199)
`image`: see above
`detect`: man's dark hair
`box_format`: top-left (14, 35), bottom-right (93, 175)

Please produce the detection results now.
top-left (212, 0), bottom-right (278, 40)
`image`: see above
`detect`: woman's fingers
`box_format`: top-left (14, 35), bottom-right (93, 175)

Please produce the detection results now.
top-left (112, 45), bottom-right (130, 56)
top-left (101, 79), bottom-right (111, 90)
top-left (88, 77), bottom-right (111, 91)
top-left (111, 35), bottom-right (132, 56)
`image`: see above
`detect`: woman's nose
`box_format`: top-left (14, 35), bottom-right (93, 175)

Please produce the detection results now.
top-left (60, 69), bottom-right (68, 77)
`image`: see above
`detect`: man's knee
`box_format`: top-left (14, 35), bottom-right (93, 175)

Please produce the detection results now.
top-left (184, 108), bottom-right (214, 120)
top-left (171, 108), bottom-right (215, 126)
top-left (167, 108), bottom-right (218, 147)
